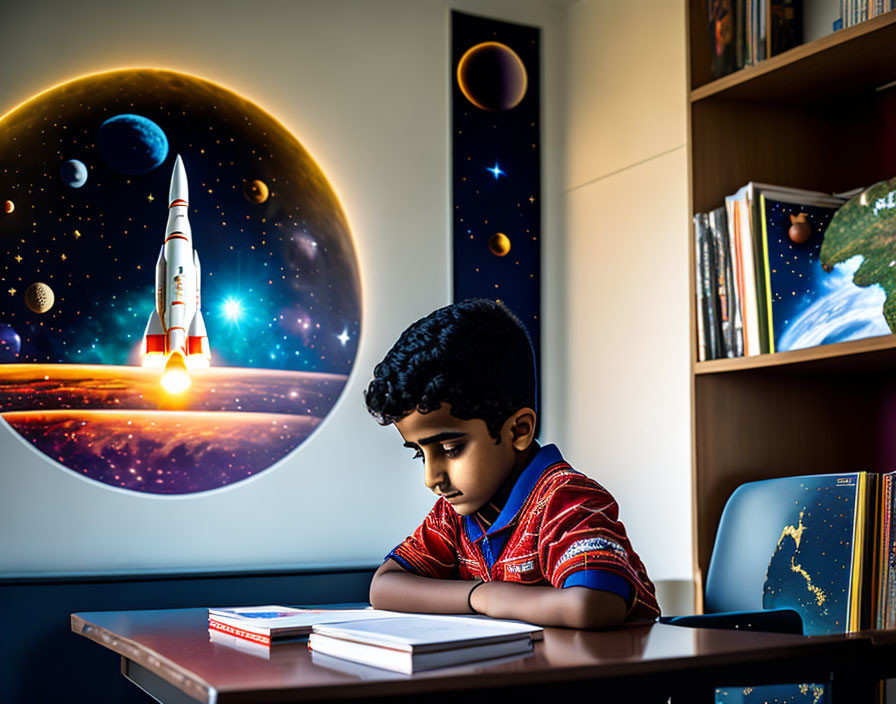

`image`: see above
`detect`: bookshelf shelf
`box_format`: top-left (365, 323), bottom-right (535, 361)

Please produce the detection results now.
top-left (693, 333), bottom-right (896, 375)
top-left (690, 10), bottom-right (896, 101)
top-left (686, 1), bottom-right (896, 610)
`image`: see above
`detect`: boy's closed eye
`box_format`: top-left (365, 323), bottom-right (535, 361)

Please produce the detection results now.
top-left (406, 443), bottom-right (466, 462)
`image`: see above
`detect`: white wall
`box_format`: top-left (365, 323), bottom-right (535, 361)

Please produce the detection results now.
top-left (0, 0), bottom-right (567, 575)
top-left (558, 0), bottom-right (692, 591)
top-left (0, 0), bottom-right (694, 591)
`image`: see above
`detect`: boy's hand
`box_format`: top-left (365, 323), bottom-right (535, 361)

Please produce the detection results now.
top-left (469, 580), bottom-right (627, 630)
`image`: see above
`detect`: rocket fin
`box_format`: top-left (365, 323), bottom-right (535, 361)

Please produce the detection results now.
top-left (141, 309), bottom-right (167, 367)
top-left (186, 309), bottom-right (211, 368)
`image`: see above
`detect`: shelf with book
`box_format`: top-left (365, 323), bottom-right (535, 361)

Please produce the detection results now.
top-left (686, 0), bottom-right (896, 610)
top-left (693, 332), bottom-right (896, 374)
top-left (690, 9), bottom-right (896, 99)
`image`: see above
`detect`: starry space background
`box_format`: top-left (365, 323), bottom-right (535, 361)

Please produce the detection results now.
top-left (0, 69), bottom-right (362, 494)
top-left (451, 12), bottom-right (541, 400)
top-left (0, 68), bottom-right (361, 373)
top-left (762, 474), bottom-right (863, 636)
top-left (762, 197), bottom-right (854, 351)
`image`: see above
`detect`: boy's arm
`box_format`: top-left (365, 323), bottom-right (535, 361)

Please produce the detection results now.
top-left (470, 579), bottom-right (627, 630)
top-left (369, 558), bottom-right (477, 613)
top-left (370, 558), bottom-right (627, 629)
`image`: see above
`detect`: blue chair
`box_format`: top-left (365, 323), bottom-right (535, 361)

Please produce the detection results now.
top-left (662, 477), bottom-right (804, 634)
top-left (660, 475), bottom-right (858, 703)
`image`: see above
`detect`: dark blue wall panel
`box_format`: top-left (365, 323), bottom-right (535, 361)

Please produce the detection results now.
top-left (0, 566), bottom-right (376, 703)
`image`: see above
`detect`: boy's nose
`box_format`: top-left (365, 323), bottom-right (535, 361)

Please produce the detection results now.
top-left (424, 463), bottom-right (448, 493)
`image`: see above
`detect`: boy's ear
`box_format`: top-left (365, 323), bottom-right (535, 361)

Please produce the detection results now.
top-left (507, 407), bottom-right (537, 451)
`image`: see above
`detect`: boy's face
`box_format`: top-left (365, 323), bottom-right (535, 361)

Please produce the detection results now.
top-left (395, 403), bottom-right (531, 516)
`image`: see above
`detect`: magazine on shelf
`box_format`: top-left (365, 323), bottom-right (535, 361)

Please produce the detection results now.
top-left (308, 615), bottom-right (537, 674)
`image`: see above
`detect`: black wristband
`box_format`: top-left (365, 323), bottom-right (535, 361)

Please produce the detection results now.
top-left (467, 579), bottom-right (485, 613)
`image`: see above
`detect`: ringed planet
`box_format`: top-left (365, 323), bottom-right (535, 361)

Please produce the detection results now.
top-left (457, 41), bottom-right (528, 111)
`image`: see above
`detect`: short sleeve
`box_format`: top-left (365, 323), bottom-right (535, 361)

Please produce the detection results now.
top-left (386, 499), bottom-right (460, 579)
top-left (538, 475), bottom-right (660, 619)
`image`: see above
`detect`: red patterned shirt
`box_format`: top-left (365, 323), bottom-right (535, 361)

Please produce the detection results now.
top-left (387, 444), bottom-right (660, 620)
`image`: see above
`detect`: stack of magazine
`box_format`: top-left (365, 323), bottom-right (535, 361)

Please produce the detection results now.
top-left (207, 605), bottom-right (541, 674)
top-left (693, 181), bottom-right (892, 361)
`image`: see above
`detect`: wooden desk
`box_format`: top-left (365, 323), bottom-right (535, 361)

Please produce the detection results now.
top-left (71, 608), bottom-right (875, 703)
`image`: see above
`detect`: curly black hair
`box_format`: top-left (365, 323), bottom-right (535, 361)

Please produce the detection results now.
top-left (364, 299), bottom-right (536, 440)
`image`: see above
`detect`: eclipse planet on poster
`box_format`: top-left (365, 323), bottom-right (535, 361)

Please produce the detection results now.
top-left (0, 69), bottom-right (361, 494)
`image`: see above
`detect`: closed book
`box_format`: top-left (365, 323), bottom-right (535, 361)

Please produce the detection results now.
top-left (878, 472), bottom-right (896, 629)
top-left (755, 186), bottom-right (893, 353)
top-left (309, 615), bottom-right (537, 674)
top-left (693, 213), bottom-right (713, 361)
top-left (761, 472), bottom-right (873, 634)
top-left (708, 205), bottom-right (737, 356)
top-left (207, 605), bottom-right (391, 643)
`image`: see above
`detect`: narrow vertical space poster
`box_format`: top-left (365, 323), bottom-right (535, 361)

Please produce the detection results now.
top-left (451, 11), bottom-right (542, 403)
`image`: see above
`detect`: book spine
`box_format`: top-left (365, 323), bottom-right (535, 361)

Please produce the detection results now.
top-left (735, 193), bottom-right (760, 355)
top-left (878, 474), bottom-right (892, 629)
top-left (724, 199), bottom-right (746, 356)
top-left (696, 213), bottom-right (721, 359)
top-left (887, 474), bottom-right (896, 629)
top-left (693, 215), bottom-right (708, 362)
top-left (709, 206), bottom-right (735, 357)
top-left (759, 194), bottom-right (776, 353)
top-left (208, 619), bottom-right (271, 646)
top-left (849, 472), bottom-right (868, 631)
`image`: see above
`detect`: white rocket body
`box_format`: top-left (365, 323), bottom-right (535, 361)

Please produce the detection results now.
top-left (140, 155), bottom-right (211, 369)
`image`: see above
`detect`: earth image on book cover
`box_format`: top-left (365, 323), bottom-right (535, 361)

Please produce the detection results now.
top-left (821, 176), bottom-right (896, 336)
top-left (764, 197), bottom-right (889, 352)
top-left (761, 475), bottom-right (862, 636)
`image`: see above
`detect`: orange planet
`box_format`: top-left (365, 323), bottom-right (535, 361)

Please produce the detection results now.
top-left (3, 200), bottom-right (13, 214)
top-left (457, 42), bottom-right (528, 111)
top-left (243, 179), bottom-right (269, 204)
top-left (489, 232), bottom-right (511, 257)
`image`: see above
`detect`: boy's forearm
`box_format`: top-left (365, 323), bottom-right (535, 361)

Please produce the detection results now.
top-left (369, 569), bottom-right (477, 614)
top-left (470, 581), bottom-right (627, 630)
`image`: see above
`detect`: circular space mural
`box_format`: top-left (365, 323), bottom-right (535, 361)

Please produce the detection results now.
top-left (0, 68), bottom-right (361, 494)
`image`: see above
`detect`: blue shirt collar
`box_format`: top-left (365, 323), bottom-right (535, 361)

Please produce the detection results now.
top-left (464, 443), bottom-right (565, 542)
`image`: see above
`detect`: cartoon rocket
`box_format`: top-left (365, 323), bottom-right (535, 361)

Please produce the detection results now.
top-left (140, 154), bottom-right (210, 388)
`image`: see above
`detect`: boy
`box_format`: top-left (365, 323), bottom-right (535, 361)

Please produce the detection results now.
top-left (365, 299), bottom-right (659, 629)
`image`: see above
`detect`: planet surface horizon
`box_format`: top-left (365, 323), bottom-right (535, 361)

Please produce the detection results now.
top-left (0, 363), bottom-right (348, 494)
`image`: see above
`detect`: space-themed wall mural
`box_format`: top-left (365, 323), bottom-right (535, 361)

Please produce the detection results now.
top-left (452, 11), bottom-right (541, 399)
top-left (0, 69), bottom-right (361, 495)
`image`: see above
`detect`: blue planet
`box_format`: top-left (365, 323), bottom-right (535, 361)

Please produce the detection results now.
top-left (0, 323), bottom-right (22, 362)
top-left (97, 114), bottom-right (168, 175)
top-left (60, 159), bottom-right (87, 188)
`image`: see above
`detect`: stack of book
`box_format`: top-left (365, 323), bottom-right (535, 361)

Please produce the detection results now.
top-left (837, 0), bottom-right (896, 30)
top-left (208, 605), bottom-right (386, 645)
top-left (707, 0), bottom-right (802, 79)
top-left (207, 605), bottom-right (542, 674)
top-left (309, 615), bottom-right (538, 674)
top-left (693, 181), bottom-right (892, 361)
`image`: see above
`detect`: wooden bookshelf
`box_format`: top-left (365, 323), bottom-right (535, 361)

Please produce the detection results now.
top-left (686, 1), bottom-right (896, 610)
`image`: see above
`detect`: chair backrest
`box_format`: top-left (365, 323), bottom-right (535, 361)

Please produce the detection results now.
top-left (703, 476), bottom-right (811, 614)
